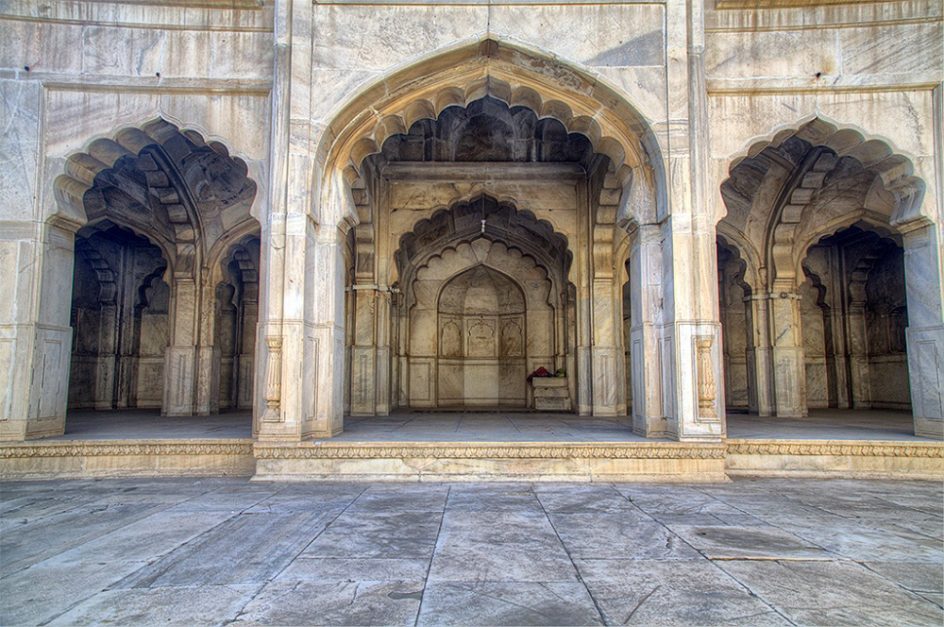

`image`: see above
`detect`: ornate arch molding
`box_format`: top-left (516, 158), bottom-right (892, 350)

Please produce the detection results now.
top-left (722, 117), bottom-right (928, 290)
top-left (716, 224), bottom-right (762, 293)
top-left (317, 38), bottom-right (664, 227)
top-left (409, 239), bottom-right (555, 314)
top-left (208, 224), bottom-right (263, 289)
top-left (717, 233), bottom-right (757, 297)
top-left (53, 118), bottom-right (258, 276)
top-left (395, 195), bottom-right (571, 289)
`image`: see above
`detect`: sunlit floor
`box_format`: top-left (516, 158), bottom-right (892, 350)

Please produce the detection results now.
top-left (52, 408), bottom-right (932, 442)
top-left (2, 477), bottom-right (942, 625)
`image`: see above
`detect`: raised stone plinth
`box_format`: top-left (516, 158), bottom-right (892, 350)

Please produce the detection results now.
top-left (252, 440), bottom-right (727, 482)
top-left (0, 440), bottom-right (255, 479)
top-left (532, 377), bottom-right (571, 411)
top-left (726, 439), bottom-right (944, 480)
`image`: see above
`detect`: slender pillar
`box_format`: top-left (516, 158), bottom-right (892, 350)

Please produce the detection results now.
top-left (590, 224), bottom-right (623, 416)
top-left (745, 295), bottom-right (775, 416)
top-left (306, 224), bottom-right (347, 437)
top-left (629, 224), bottom-right (667, 436)
top-left (350, 285), bottom-right (379, 416)
top-left (162, 277), bottom-right (199, 415)
top-left (768, 288), bottom-right (808, 418)
top-left (846, 301), bottom-right (872, 409)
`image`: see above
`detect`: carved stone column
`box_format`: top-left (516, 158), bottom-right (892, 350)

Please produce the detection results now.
top-left (162, 276), bottom-right (199, 416)
top-left (307, 225), bottom-right (348, 437)
top-left (590, 224), bottom-right (623, 417)
top-left (846, 301), bottom-right (872, 409)
top-left (744, 294), bottom-right (775, 416)
top-left (350, 285), bottom-right (378, 416)
top-left (629, 224), bottom-right (667, 436)
top-left (769, 289), bottom-right (808, 418)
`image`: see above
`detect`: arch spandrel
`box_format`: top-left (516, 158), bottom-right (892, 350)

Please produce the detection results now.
top-left (316, 38), bottom-right (665, 229)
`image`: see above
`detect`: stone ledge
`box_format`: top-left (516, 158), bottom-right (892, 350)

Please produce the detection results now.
top-left (726, 439), bottom-right (944, 457)
top-left (725, 438), bottom-right (944, 479)
top-left (254, 441), bottom-right (727, 460)
top-left (252, 441), bottom-right (729, 482)
top-left (0, 439), bottom-right (256, 479)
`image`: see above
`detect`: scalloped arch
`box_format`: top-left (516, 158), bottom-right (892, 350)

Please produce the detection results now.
top-left (410, 238), bottom-right (555, 313)
top-left (721, 116), bottom-right (930, 290)
top-left (724, 116), bottom-right (927, 229)
top-left (394, 194), bottom-right (571, 288)
top-left (317, 38), bottom-right (664, 227)
top-left (52, 117), bottom-right (260, 268)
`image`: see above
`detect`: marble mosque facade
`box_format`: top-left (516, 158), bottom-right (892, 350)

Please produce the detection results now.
top-left (1, 0), bottom-right (942, 448)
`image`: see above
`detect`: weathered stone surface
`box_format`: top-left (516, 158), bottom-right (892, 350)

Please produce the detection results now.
top-left (236, 580), bottom-right (425, 626)
top-left (719, 560), bottom-right (944, 626)
top-left (1, 478), bottom-right (942, 625)
top-left (418, 581), bottom-right (604, 626)
top-left (575, 560), bottom-right (790, 626)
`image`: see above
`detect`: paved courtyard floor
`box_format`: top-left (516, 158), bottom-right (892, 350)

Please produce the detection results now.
top-left (1, 478), bottom-right (942, 626)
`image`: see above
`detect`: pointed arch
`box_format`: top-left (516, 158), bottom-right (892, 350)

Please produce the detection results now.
top-left (53, 117), bottom-right (259, 275)
top-left (316, 37), bottom-right (665, 229)
top-left (720, 116), bottom-right (931, 290)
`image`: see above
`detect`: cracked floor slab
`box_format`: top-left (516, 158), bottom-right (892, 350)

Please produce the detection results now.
top-left (0, 477), bottom-right (941, 626)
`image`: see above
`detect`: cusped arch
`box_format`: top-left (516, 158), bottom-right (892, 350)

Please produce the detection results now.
top-left (717, 230), bottom-right (760, 295)
top-left (317, 38), bottom-right (665, 227)
top-left (395, 194), bottom-right (571, 288)
top-left (726, 116), bottom-right (926, 226)
top-left (411, 239), bottom-right (555, 313)
top-left (792, 217), bottom-right (902, 283)
top-left (53, 117), bottom-right (259, 275)
top-left (721, 116), bottom-right (929, 289)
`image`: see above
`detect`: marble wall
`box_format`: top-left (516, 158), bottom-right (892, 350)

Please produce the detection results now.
top-left (1, 0), bottom-right (942, 443)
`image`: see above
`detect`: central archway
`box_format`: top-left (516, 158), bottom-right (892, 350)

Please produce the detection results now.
top-left (308, 37), bottom-right (669, 434)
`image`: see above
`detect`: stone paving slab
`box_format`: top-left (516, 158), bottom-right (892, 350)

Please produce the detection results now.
top-left (0, 477), bottom-right (941, 626)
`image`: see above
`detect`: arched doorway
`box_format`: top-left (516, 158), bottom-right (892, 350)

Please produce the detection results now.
top-left (717, 118), bottom-right (941, 437)
top-left (69, 224), bottom-right (170, 411)
top-left (799, 226), bottom-right (910, 412)
top-left (54, 118), bottom-right (261, 434)
top-left (304, 38), bottom-right (673, 439)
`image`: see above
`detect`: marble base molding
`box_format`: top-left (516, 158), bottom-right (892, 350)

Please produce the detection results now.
top-left (726, 439), bottom-right (944, 479)
top-left (252, 441), bottom-right (728, 482)
top-left (0, 440), bottom-right (256, 479)
top-left (2, 437), bottom-right (942, 481)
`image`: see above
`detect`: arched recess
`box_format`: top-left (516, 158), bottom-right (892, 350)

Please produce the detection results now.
top-left (716, 237), bottom-right (757, 415)
top-left (68, 223), bottom-right (170, 412)
top-left (718, 116), bottom-right (942, 437)
top-left (437, 266), bottom-right (529, 407)
top-left (316, 38), bottom-right (665, 229)
top-left (312, 39), bottom-right (665, 430)
top-left (47, 117), bottom-right (261, 436)
top-left (394, 196), bottom-right (569, 411)
top-left (211, 235), bottom-right (261, 413)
